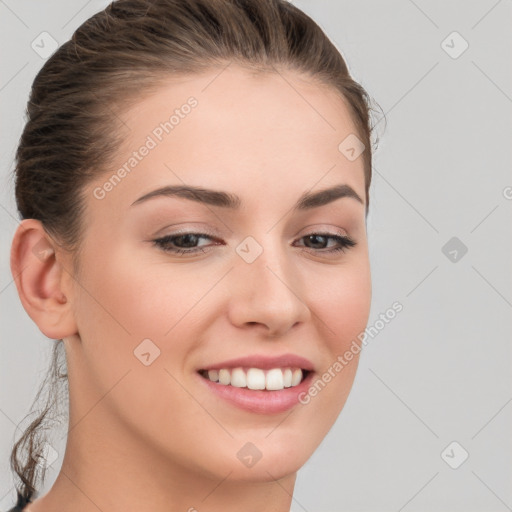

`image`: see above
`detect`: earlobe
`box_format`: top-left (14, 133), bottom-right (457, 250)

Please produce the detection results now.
top-left (10, 219), bottom-right (78, 340)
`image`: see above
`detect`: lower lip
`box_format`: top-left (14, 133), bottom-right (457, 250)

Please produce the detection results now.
top-left (197, 371), bottom-right (314, 414)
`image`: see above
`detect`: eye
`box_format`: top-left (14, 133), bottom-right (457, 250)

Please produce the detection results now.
top-left (152, 232), bottom-right (221, 256)
top-left (294, 233), bottom-right (356, 255)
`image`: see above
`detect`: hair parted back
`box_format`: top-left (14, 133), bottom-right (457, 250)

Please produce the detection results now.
top-left (10, 0), bottom-right (381, 507)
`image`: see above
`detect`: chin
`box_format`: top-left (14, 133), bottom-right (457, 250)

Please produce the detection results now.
top-left (226, 457), bottom-right (304, 483)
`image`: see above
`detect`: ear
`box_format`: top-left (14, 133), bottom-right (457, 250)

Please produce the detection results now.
top-left (10, 219), bottom-right (78, 340)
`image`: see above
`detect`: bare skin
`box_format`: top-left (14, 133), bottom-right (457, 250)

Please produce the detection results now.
top-left (12, 65), bottom-right (371, 512)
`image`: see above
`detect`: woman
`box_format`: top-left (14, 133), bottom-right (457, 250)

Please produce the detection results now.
top-left (8, 0), bottom-right (379, 510)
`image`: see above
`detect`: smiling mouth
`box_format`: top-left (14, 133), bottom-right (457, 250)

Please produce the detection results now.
top-left (198, 367), bottom-right (310, 391)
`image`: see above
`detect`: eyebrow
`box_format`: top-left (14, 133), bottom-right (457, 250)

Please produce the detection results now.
top-left (130, 183), bottom-right (364, 210)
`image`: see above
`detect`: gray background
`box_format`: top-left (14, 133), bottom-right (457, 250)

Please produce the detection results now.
top-left (1, 1), bottom-right (511, 511)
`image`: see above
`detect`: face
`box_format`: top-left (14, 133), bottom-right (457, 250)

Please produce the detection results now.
top-left (67, 65), bottom-right (371, 482)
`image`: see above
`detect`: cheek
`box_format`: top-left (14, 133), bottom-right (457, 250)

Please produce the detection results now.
top-left (71, 243), bottom-right (220, 407)
top-left (75, 244), bottom-right (198, 342)
top-left (309, 258), bottom-right (372, 348)
top-left (70, 248), bottom-right (170, 392)
top-left (293, 263), bottom-right (371, 441)
top-left (70, 249), bottom-right (206, 446)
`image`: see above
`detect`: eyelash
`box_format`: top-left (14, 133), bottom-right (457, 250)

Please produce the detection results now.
top-left (152, 231), bottom-right (356, 256)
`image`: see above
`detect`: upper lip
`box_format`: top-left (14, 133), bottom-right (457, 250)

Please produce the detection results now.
top-left (198, 353), bottom-right (315, 372)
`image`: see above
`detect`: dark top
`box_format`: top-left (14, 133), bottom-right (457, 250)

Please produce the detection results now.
top-left (5, 494), bottom-right (31, 512)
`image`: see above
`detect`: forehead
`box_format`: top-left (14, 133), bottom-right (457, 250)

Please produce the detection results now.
top-left (86, 65), bottom-right (365, 216)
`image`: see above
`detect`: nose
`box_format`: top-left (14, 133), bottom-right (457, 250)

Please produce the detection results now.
top-left (227, 243), bottom-right (311, 337)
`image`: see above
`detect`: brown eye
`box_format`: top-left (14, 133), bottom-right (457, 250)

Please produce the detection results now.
top-left (295, 233), bottom-right (356, 254)
top-left (153, 232), bottom-right (220, 255)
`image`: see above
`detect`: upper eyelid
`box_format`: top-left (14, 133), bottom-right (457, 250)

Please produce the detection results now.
top-left (155, 222), bottom-right (350, 237)
top-left (154, 230), bottom-right (348, 239)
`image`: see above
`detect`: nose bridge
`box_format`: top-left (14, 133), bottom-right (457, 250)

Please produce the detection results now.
top-left (228, 233), bottom-right (310, 335)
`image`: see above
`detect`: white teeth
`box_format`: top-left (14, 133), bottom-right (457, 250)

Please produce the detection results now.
top-left (202, 367), bottom-right (305, 391)
top-left (283, 368), bottom-right (292, 388)
top-left (230, 367), bottom-right (246, 388)
top-left (246, 368), bottom-right (266, 390)
top-left (218, 369), bottom-right (231, 385)
top-left (291, 368), bottom-right (302, 386)
top-left (265, 368), bottom-right (284, 390)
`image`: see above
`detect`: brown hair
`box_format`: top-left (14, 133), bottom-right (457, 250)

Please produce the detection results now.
top-left (10, 0), bottom-right (382, 506)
